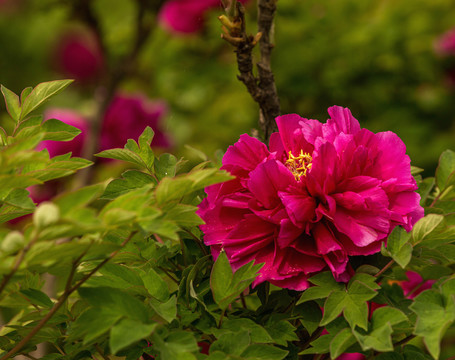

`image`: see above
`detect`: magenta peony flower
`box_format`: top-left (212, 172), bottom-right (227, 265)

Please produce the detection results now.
top-left (53, 30), bottom-right (104, 83)
top-left (198, 106), bottom-right (423, 291)
top-left (99, 94), bottom-right (171, 151)
top-left (435, 28), bottom-right (455, 56)
top-left (37, 109), bottom-right (89, 158)
top-left (159, 0), bottom-right (248, 34)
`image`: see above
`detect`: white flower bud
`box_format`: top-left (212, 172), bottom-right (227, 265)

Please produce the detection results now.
top-left (33, 202), bottom-right (60, 228)
top-left (1, 231), bottom-right (25, 254)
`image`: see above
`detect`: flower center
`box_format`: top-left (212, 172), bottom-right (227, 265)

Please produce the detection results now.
top-left (285, 150), bottom-right (312, 181)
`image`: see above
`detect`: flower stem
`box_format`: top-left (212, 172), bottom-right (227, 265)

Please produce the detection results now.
top-left (375, 259), bottom-right (394, 279)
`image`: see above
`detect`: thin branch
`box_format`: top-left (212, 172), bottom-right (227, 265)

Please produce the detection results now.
top-left (374, 259), bottom-right (394, 279)
top-left (220, 0), bottom-right (280, 141)
top-left (157, 266), bottom-right (179, 284)
top-left (0, 232), bottom-right (135, 360)
top-left (393, 334), bottom-right (416, 348)
top-left (184, 228), bottom-right (208, 255)
top-left (256, 0), bottom-right (280, 140)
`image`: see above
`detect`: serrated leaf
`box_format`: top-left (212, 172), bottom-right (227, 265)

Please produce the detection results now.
top-left (101, 170), bottom-right (156, 200)
top-left (3, 188), bottom-right (35, 209)
top-left (110, 318), bottom-right (157, 354)
top-left (155, 153), bottom-right (178, 179)
top-left (95, 148), bottom-right (145, 168)
top-left (19, 288), bottom-right (53, 308)
top-left (264, 319), bottom-right (299, 346)
top-left (1, 85), bottom-right (21, 121)
top-left (20, 80), bottom-right (73, 120)
top-left (41, 118), bottom-right (82, 141)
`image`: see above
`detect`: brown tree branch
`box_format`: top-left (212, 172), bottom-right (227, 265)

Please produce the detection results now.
top-left (220, 0), bottom-right (280, 142)
top-left (0, 232), bottom-right (135, 360)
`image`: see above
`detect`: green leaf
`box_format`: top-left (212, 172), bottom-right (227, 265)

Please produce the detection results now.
top-left (296, 271), bottom-right (344, 304)
top-left (264, 319), bottom-right (299, 346)
top-left (95, 147), bottom-right (145, 166)
top-left (218, 318), bottom-right (274, 344)
top-left (330, 328), bottom-right (356, 359)
top-left (149, 296), bottom-right (177, 323)
top-left (417, 177), bottom-right (435, 205)
top-left (1, 85), bottom-right (21, 121)
top-left (241, 344), bottom-right (288, 360)
top-left (354, 306), bottom-right (408, 353)
top-left (3, 188), bottom-right (35, 209)
top-left (211, 330), bottom-right (251, 356)
top-left (54, 183), bottom-right (105, 215)
top-left (20, 87), bottom-right (32, 103)
top-left (321, 279), bottom-right (378, 330)
top-left (151, 331), bottom-right (199, 360)
top-left (155, 153), bottom-right (178, 179)
top-left (436, 150), bottom-right (455, 191)
top-left (210, 251), bottom-right (262, 311)
top-left (411, 214), bottom-right (444, 244)
top-left (78, 287), bottom-right (151, 323)
top-left (295, 302), bottom-right (323, 335)
top-left (410, 289), bottom-right (455, 359)
top-left (137, 126), bottom-right (155, 171)
top-left (69, 307), bottom-right (122, 345)
top-left (19, 288), bottom-right (53, 308)
top-left (41, 118), bottom-right (81, 141)
top-left (139, 268), bottom-right (170, 302)
top-left (110, 318), bottom-right (157, 354)
top-left (20, 80), bottom-right (73, 120)
top-left (101, 170), bottom-right (156, 200)
top-left (383, 226), bottom-right (412, 268)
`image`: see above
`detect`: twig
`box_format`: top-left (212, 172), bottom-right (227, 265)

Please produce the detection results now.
top-left (220, 0), bottom-right (280, 141)
top-left (0, 232), bottom-right (135, 360)
top-left (157, 266), bottom-right (179, 284)
top-left (184, 229), bottom-right (208, 255)
top-left (374, 259), bottom-right (394, 279)
top-left (393, 334), bottom-right (416, 348)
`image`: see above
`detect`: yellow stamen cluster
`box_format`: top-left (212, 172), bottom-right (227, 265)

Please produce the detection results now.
top-left (285, 150), bottom-right (312, 181)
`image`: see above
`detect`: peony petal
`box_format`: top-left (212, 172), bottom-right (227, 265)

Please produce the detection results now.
top-left (247, 160), bottom-right (295, 209)
top-left (223, 134), bottom-right (270, 172)
top-left (327, 105), bottom-right (361, 135)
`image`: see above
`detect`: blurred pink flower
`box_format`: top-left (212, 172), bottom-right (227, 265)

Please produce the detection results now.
top-left (37, 109), bottom-right (89, 158)
top-left (159, 0), bottom-right (248, 34)
top-left (336, 354), bottom-right (365, 360)
top-left (435, 28), bottom-right (455, 56)
top-left (54, 30), bottom-right (104, 83)
top-left (100, 94), bottom-right (171, 151)
top-left (390, 271), bottom-right (435, 298)
top-left (198, 106), bottom-right (423, 291)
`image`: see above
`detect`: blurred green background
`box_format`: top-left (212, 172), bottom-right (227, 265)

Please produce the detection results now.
top-left (1, 0), bottom-right (455, 173)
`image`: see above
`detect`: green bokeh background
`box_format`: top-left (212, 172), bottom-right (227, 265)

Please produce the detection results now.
top-left (1, 0), bottom-right (454, 172)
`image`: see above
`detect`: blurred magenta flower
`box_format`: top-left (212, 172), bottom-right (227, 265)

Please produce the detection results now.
top-left (54, 29), bottom-right (104, 83)
top-left (390, 271), bottom-right (435, 298)
top-left (435, 28), bottom-right (455, 56)
top-left (336, 353), bottom-right (365, 360)
top-left (198, 106), bottom-right (423, 291)
top-left (37, 109), bottom-right (89, 158)
top-left (159, 0), bottom-right (248, 34)
top-left (100, 94), bottom-right (171, 151)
